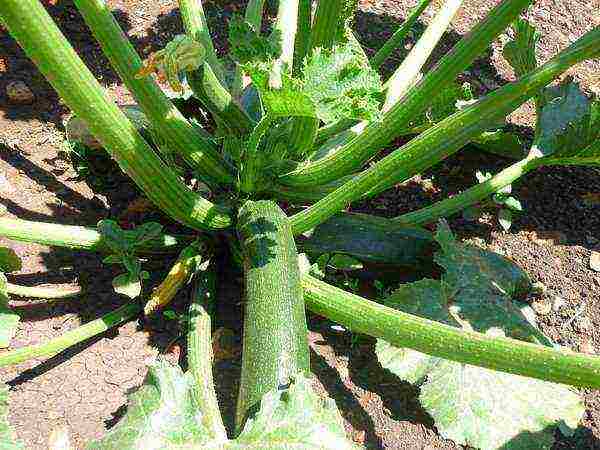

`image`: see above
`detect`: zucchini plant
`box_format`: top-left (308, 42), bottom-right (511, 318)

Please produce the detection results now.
top-left (1, 0), bottom-right (599, 448)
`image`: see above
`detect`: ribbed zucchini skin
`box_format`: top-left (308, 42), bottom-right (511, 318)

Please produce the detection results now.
top-left (236, 200), bottom-right (310, 430)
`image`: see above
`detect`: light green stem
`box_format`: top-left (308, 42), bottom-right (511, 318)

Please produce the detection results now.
top-left (0, 217), bottom-right (185, 253)
top-left (73, 0), bottom-right (233, 184)
top-left (289, 28), bottom-right (600, 234)
top-left (6, 283), bottom-right (81, 299)
top-left (278, 0), bottom-right (534, 187)
top-left (1, 0), bottom-right (232, 230)
top-left (394, 157), bottom-right (539, 226)
top-left (383, 0), bottom-right (464, 110)
top-left (187, 63), bottom-right (254, 136)
top-left (178, 0), bottom-right (226, 84)
top-left (187, 266), bottom-right (227, 442)
top-left (293, 0), bottom-right (313, 74)
top-left (371, 0), bottom-right (433, 69)
top-left (0, 302), bottom-right (140, 367)
top-left (302, 274), bottom-right (600, 388)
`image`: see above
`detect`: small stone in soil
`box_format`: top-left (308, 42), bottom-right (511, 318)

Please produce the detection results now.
top-left (552, 296), bottom-right (567, 312)
top-left (6, 80), bottom-right (34, 104)
top-left (532, 301), bottom-right (552, 316)
top-left (590, 251), bottom-right (600, 272)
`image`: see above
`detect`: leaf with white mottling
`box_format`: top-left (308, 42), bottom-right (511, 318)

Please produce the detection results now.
top-left (233, 375), bottom-right (358, 450)
top-left (375, 222), bottom-right (584, 449)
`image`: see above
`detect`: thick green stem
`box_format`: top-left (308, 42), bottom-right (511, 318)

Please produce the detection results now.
top-left (1, 0), bottom-right (232, 230)
top-left (178, 0), bottom-right (226, 84)
top-left (0, 217), bottom-right (186, 254)
top-left (293, 0), bottom-right (312, 74)
top-left (371, 0), bottom-right (433, 69)
top-left (0, 302), bottom-right (140, 367)
top-left (73, 0), bottom-right (233, 184)
top-left (394, 157), bottom-right (539, 226)
top-left (187, 266), bottom-right (227, 442)
top-left (383, 0), bottom-right (464, 110)
top-left (302, 274), bottom-right (600, 388)
top-left (278, 0), bottom-right (534, 187)
top-left (289, 28), bottom-right (600, 234)
top-left (187, 63), bottom-right (254, 136)
top-left (6, 283), bottom-right (81, 299)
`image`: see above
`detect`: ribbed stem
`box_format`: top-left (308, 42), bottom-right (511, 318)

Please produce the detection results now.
top-left (293, 0), bottom-right (312, 74)
top-left (289, 28), bottom-right (600, 234)
top-left (278, 0), bottom-right (534, 187)
top-left (383, 0), bottom-right (464, 110)
top-left (0, 217), bottom-right (185, 253)
top-left (0, 302), bottom-right (140, 367)
top-left (371, 0), bottom-right (433, 69)
top-left (1, 0), bottom-right (232, 230)
top-left (6, 283), bottom-right (82, 299)
top-left (73, 0), bottom-right (233, 184)
top-left (394, 157), bottom-right (539, 226)
top-left (187, 266), bottom-right (227, 442)
top-left (178, 0), bottom-right (226, 84)
top-left (187, 63), bottom-right (253, 136)
top-left (303, 274), bottom-right (600, 388)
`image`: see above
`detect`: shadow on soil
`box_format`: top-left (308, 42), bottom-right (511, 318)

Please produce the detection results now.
top-left (1, 1), bottom-right (599, 448)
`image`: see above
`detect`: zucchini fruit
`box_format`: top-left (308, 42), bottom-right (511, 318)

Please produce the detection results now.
top-left (236, 200), bottom-right (310, 431)
top-left (299, 212), bottom-right (435, 266)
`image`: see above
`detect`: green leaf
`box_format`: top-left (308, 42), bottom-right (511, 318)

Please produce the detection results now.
top-left (419, 359), bottom-right (583, 450)
top-left (228, 16), bottom-right (282, 65)
top-left (302, 42), bottom-right (383, 124)
top-left (498, 208), bottom-right (513, 231)
top-left (532, 80), bottom-right (599, 158)
top-left (0, 248), bottom-right (21, 273)
top-left (375, 222), bottom-right (583, 449)
top-left (0, 275), bottom-right (20, 349)
top-left (112, 272), bottom-right (142, 299)
top-left (97, 220), bottom-right (130, 254)
top-left (503, 196), bottom-right (523, 212)
top-left (0, 384), bottom-right (24, 449)
top-left (126, 222), bottom-right (163, 248)
top-left (327, 254), bottom-right (363, 271)
top-left (86, 359), bottom-right (209, 450)
top-left (503, 17), bottom-right (540, 77)
top-left (234, 375), bottom-right (358, 450)
top-left (88, 361), bottom-right (356, 450)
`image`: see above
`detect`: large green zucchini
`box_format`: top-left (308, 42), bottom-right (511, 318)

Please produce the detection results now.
top-left (298, 212), bottom-right (435, 266)
top-left (236, 200), bottom-right (310, 431)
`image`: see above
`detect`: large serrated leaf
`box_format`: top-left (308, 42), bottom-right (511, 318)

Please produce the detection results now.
top-left (375, 222), bottom-right (584, 449)
top-left (88, 360), bottom-right (355, 450)
top-left (299, 212), bottom-right (435, 266)
top-left (0, 384), bottom-right (24, 449)
top-left (0, 275), bottom-right (19, 349)
top-left (234, 375), bottom-right (358, 450)
top-left (302, 42), bottom-right (383, 124)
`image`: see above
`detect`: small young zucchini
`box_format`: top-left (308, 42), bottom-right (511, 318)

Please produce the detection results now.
top-left (236, 200), bottom-right (310, 431)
